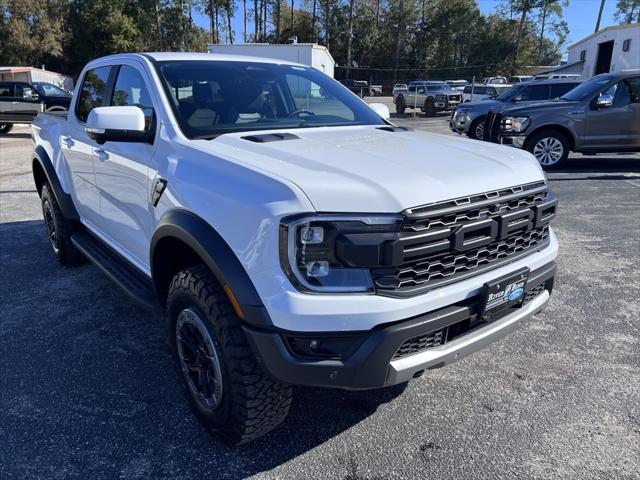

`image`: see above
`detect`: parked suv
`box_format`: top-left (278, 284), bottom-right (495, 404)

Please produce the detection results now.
top-left (483, 70), bottom-right (640, 168)
top-left (452, 79), bottom-right (582, 139)
top-left (395, 81), bottom-right (462, 116)
top-left (32, 53), bottom-right (558, 444)
top-left (0, 81), bottom-right (71, 134)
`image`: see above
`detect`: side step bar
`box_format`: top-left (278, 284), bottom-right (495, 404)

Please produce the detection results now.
top-left (71, 231), bottom-right (159, 311)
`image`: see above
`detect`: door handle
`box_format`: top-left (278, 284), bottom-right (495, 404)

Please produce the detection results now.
top-left (94, 147), bottom-right (109, 161)
top-left (62, 136), bottom-right (75, 148)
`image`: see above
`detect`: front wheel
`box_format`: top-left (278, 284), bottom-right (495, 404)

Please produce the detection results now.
top-left (525, 130), bottom-right (570, 169)
top-left (167, 265), bottom-right (293, 445)
top-left (423, 99), bottom-right (436, 117)
top-left (467, 116), bottom-right (485, 140)
top-left (0, 123), bottom-right (13, 134)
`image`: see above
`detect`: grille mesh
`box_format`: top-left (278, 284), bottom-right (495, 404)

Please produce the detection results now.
top-left (392, 328), bottom-right (447, 360)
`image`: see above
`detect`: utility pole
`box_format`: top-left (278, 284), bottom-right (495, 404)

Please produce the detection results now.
top-left (595, 0), bottom-right (605, 32)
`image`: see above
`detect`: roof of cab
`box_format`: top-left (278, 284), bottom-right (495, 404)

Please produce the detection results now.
top-left (91, 52), bottom-right (305, 67)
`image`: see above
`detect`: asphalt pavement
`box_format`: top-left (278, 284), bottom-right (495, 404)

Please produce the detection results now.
top-left (1, 117), bottom-right (639, 479)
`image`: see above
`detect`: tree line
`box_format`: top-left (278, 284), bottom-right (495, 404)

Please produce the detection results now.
top-left (0, 0), bottom-right (638, 82)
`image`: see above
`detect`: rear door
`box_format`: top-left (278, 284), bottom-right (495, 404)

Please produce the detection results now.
top-left (63, 65), bottom-right (113, 229)
top-left (93, 61), bottom-right (158, 269)
top-left (584, 76), bottom-right (640, 150)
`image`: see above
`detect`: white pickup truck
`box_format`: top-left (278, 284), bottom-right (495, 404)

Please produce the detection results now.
top-left (32, 52), bottom-right (558, 445)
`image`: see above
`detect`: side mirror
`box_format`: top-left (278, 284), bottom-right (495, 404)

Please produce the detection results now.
top-left (86, 106), bottom-right (151, 144)
top-left (368, 102), bottom-right (390, 120)
top-left (417, 88), bottom-right (425, 94)
top-left (595, 93), bottom-right (613, 108)
top-left (24, 91), bottom-right (39, 102)
top-left (512, 95), bottom-right (523, 103)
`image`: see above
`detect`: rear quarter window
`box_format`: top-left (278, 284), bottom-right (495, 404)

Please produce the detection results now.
top-left (76, 66), bottom-right (112, 123)
top-left (0, 84), bottom-right (14, 97)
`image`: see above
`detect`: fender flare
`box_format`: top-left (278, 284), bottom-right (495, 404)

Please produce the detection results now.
top-left (150, 209), bottom-right (272, 327)
top-left (33, 145), bottom-right (79, 221)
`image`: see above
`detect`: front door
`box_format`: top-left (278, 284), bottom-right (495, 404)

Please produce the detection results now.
top-left (584, 76), bottom-right (640, 150)
top-left (93, 62), bottom-right (157, 270)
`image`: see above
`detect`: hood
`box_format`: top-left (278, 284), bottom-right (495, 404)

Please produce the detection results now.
top-left (500, 99), bottom-right (581, 116)
top-left (198, 126), bottom-right (545, 213)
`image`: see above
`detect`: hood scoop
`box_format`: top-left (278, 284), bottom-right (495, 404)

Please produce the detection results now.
top-left (242, 132), bottom-right (299, 143)
top-left (376, 126), bottom-right (413, 133)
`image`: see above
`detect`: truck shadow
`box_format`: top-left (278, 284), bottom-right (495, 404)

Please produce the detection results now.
top-left (0, 220), bottom-right (407, 478)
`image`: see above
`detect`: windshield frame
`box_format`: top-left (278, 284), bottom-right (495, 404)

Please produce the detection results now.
top-left (153, 60), bottom-right (387, 139)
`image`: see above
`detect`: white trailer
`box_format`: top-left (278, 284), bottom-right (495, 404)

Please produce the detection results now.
top-left (206, 43), bottom-right (335, 78)
top-left (0, 66), bottom-right (74, 91)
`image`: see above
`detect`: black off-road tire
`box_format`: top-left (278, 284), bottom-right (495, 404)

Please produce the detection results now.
top-left (167, 265), bottom-right (293, 445)
top-left (395, 96), bottom-right (406, 114)
top-left (424, 99), bottom-right (436, 117)
top-left (0, 123), bottom-right (13, 134)
top-left (40, 184), bottom-right (83, 265)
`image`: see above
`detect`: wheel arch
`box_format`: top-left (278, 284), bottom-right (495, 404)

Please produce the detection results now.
top-left (150, 209), bottom-right (271, 327)
top-left (32, 145), bottom-right (79, 221)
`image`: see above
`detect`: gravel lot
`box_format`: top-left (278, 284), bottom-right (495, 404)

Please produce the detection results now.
top-left (1, 112), bottom-right (639, 479)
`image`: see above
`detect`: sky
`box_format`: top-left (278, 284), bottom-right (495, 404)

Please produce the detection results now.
top-left (192, 0), bottom-right (621, 54)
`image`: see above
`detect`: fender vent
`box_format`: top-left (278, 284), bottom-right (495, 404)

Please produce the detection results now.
top-left (242, 133), bottom-right (299, 143)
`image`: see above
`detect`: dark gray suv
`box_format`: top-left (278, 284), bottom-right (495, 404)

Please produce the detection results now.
top-left (450, 79), bottom-right (581, 139)
top-left (483, 70), bottom-right (640, 169)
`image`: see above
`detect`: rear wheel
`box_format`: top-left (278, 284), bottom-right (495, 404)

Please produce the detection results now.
top-left (395, 96), bottom-right (406, 114)
top-left (423, 99), bottom-right (436, 117)
top-left (525, 130), bottom-right (570, 169)
top-left (167, 265), bottom-right (293, 445)
top-left (0, 123), bottom-right (13, 134)
top-left (40, 184), bottom-right (83, 265)
top-left (467, 116), bottom-right (485, 140)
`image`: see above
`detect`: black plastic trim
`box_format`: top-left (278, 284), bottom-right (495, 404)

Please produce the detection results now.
top-left (32, 145), bottom-right (79, 221)
top-left (244, 262), bottom-right (556, 389)
top-left (242, 133), bottom-right (299, 143)
top-left (150, 209), bottom-right (271, 327)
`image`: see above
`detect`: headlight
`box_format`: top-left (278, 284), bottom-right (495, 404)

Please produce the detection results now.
top-left (502, 116), bottom-right (530, 133)
top-left (279, 214), bottom-right (402, 293)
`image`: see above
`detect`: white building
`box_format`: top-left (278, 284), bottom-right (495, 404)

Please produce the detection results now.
top-left (540, 23), bottom-right (639, 79)
top-left (0, 66), bottom-right (74, 91)
top-left (206, 43), bottom-right (335, 77)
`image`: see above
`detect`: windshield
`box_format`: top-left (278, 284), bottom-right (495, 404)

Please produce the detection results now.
top-left (156, 60), bottom-right (386, 139)
top-left (426, 84), bottom-right (454, 92)
top-left (495, 84), bottom-right (526, 101)
top-left (560, 75), bottom-right (613, 101)
top-left (33, 82), bottom-right (69, 96)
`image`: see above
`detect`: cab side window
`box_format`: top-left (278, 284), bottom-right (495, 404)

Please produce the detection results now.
top-left (521, 84), bottom-right (549, 101)
top-left (0, 84), bottom-right (14, 97)
top-left (628, 77), bottom-right (640, 103)
top-left (601, 80), bottom-right (632, 108)
top-left (110, 66), bottom-right (154, 129)
top-left (76, 66), bottom-right (112, 123)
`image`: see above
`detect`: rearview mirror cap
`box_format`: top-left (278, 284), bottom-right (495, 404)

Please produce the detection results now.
top-left (368, 102), bottom-right (390, 120)
top-left (595, 94), bottom-right (613, 108)
top-left (86, 106), bottom-right (151, 144)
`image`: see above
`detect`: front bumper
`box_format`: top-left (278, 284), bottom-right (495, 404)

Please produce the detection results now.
top-left (244, 262), bottom-right (556, 390)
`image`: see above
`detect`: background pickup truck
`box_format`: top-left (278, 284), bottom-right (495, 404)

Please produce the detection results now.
top-left (0, 81), bottom-right (71, 134)
top-left (483, 70), bottom-right (640, 168)
top-left (32, 52), bottom-right (558, 445)
top-left (394, 81), bottom-right (462, 116)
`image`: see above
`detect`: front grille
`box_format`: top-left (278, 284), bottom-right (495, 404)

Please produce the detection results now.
top-left (392, 327), bottom-right (447, 359)
top-left (372, 181), bottom-right (554, 296)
